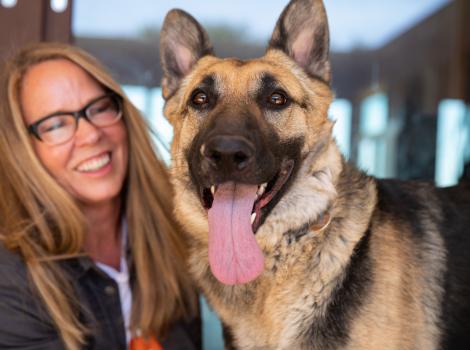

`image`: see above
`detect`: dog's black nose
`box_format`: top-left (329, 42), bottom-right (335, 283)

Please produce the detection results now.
top-left (203, 135), bottom-right (255, 172)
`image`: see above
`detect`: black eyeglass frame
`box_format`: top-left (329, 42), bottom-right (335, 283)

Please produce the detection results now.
top-left (27, 92), bottom-right (123, 143)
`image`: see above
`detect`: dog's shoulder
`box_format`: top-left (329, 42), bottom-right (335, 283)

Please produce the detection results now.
top-left (374, 179), bottom-right (470, 347)
top-left (375, 178), bottom-right (470, 216)
top-left (434, 180), bottom-right (470, 248)
top-left (435, 181), bottom-right (470, 348)
top-left (373, 178), bottom-right (470, 259)
top-left (373, 179), bottom-right (440, 241)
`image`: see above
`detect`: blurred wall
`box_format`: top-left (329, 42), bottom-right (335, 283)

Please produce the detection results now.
top-left (0, 0), bottom-right (72, 62)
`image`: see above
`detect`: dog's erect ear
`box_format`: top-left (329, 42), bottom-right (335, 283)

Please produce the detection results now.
top-left (160, 9), bottom-right (213, 99)
top-left (268, 0), bottom-right (331, 84)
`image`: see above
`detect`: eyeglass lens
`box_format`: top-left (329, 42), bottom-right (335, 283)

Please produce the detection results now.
top-left (36, 95), bottom-right (121, 145)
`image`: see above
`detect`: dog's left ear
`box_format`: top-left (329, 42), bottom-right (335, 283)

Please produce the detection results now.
top-left (160, 9), bottom-right (213, 99)
top-left (268, 0), bottom-right (331, 84)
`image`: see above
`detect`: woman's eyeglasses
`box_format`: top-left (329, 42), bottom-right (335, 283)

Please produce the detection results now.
top-left (27, 93), bottom-right (123, 145)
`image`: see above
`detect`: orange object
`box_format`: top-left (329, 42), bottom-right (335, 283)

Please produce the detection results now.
top-left (130, 335), bottom-right (163, 350)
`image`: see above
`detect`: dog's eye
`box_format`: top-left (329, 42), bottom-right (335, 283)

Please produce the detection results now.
top-left (192, 91), bottom-right (209, 106)
top-left (268, 92), bottom-right (288, 106)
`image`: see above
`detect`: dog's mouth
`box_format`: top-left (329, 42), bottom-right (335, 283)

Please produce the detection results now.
top-left (200, 158), bottom-right (295, 285)
top-left (200, 158), bottom-right (295, 233)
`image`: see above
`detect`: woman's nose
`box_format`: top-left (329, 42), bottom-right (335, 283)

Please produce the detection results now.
top-left (74, 118), bottom-right (102, 146)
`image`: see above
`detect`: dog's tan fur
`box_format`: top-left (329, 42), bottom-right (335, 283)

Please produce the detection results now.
top-left (160, 1), bottom-right (470, 349)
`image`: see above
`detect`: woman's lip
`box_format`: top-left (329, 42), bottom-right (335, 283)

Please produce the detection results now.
top-left (74, 151), bottom-right (111, 170)
top-left (75, 151), bottom-right (111, 172)
top-left (78, 160), bottom-right (113, 177)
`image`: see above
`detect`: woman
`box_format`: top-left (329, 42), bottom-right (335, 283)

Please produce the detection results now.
top-left (0, 43), bottom-right (200, 350)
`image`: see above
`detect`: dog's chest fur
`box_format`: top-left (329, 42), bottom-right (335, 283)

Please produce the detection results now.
top-left (187, 165), bottom-right (383, 350)
top-left (185, 166), bottom-right (454, 350)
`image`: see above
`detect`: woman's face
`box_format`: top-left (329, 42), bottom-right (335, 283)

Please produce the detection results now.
top-left (20, 59), bottom-right (128, 206)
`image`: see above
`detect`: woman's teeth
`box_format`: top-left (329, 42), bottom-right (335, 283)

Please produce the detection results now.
top-left (77, 153), bottom-right (110, 172)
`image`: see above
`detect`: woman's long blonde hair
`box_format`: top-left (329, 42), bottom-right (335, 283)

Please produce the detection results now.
top-left (0, 42), bottom-right (197, 350)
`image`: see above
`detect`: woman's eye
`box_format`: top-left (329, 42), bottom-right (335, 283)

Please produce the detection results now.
top-left (192, 91), bottom-right (209, 106)
top-left (268, 92), bottom-right (288, 106)
top-left (40, 117), bottom-right (68, 133)
top-left (91, 102), bottom-right (111, 114)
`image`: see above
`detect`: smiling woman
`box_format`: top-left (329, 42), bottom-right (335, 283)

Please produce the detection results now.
top-left (21, 59), bottom-right (129, 205)
top-left (0, 43), bottom-right (201, 350)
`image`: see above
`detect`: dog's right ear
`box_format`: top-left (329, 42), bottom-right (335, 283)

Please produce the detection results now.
top-left (268, 0), bottom-right (331, 84)
top-left (160, 9), bottom-right (213, 99)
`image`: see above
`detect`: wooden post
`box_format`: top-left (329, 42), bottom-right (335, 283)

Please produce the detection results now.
top-left (0, 0), bottom-right (72, 61)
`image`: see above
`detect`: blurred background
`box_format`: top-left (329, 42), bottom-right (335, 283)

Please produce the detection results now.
top-left (1, 0), bottom-right (469, 348)
top-left (1, 0), bottom-right (469, 185)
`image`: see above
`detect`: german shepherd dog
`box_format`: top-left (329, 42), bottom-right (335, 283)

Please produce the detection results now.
top-left (159, 0), bottom-right (470, 348)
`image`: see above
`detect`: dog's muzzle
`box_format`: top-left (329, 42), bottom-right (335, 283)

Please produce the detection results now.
top-left (201, 134), bottom-right (255, 181)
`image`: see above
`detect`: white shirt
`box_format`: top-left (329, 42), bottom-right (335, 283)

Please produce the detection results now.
top-left (96, 224), bottom-right (132, 346)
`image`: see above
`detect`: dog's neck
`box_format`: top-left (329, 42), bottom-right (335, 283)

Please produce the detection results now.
top-left (192, 159), bottom-right (377, 348)
top-left (194, 145), bottom-right (377, 294)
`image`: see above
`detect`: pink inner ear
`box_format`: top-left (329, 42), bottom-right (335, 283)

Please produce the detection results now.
top-left (175, 45), bottom-right (194, 75)
top-left (292, 30), bottom-right (314, 68)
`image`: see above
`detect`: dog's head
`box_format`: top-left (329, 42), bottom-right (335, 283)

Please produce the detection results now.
top-left (160, 0), bottom-right (342, 285)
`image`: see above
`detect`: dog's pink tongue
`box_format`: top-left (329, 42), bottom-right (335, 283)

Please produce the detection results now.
top-left (208, 182), bottom-right (264, 285)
